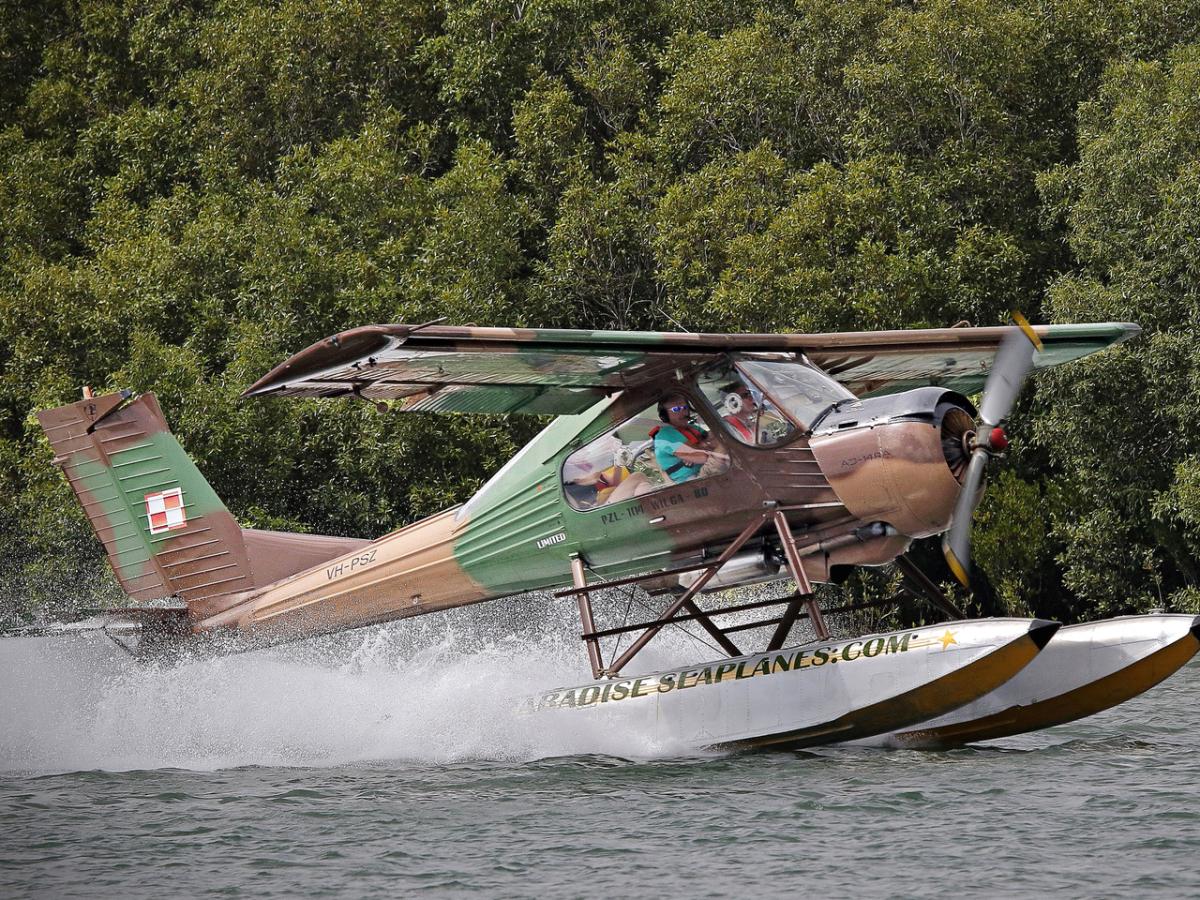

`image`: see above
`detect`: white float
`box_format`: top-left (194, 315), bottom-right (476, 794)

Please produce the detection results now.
top-left (531, 618), bottom-right (1057, 750)
top-left (878, 613), bottom-right (1200, 748)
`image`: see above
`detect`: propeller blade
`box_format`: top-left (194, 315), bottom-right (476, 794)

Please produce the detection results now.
top-left (942, 449), bottom-right (989, 586)
top-left (978, 312), bottom-right (1042, 427)
top-left (941, 314), bottom-right (1042, 587)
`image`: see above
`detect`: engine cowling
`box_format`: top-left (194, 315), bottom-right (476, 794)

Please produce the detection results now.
top-left (808, 388), bottom-right (976, 539)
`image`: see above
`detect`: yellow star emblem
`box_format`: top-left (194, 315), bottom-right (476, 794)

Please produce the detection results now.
top-left (938, 629), bottom-right (958, 650)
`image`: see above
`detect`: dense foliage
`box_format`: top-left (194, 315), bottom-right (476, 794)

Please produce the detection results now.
top-left (4, 0), bottom-right (1200, 626)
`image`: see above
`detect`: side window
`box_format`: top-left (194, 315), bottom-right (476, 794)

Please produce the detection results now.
top-left (695, 364), bottom-right (797, 446)
top-left (562, 395), bottom-right (731, 511)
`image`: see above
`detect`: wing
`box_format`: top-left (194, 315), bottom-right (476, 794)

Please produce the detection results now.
top-left (240, 324), bottom-right (820, 414)
top-left (242, 322), bottom-right (1140, 413)
top-left (803, 322), bottom-right (1141, 396)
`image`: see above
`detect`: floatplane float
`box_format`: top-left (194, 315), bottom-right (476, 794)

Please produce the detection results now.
top-left (31, 316), bottom-right (1200, 750)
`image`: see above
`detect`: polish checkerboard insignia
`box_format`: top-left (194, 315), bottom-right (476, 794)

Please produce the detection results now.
top-left (145, 487), bottom-right (187, 534)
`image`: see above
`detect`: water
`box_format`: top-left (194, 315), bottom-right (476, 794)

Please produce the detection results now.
top-left (2, 608), bottom-right (1199, 898)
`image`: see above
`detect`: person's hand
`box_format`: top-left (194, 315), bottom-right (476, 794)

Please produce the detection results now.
top-left (674, 446), bottom-right (710, 465)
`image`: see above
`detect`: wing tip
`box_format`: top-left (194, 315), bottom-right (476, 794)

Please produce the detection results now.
top-left (242, 325), bottom-right (399, 399)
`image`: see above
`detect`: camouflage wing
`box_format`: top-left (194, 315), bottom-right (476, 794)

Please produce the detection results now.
top-left (801, 322), bottom-right (1141, 397)
top-left (241, 322), bottom-right (1141, 411)
top-left (241, 324), bottom-right (828, 414)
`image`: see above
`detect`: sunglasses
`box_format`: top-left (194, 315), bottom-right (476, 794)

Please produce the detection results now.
top-left (667, 404), bottom-right (691, 413)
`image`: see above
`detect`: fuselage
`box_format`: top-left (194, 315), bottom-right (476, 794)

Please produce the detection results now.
top-left (193, 356), bottom-right (975, 644)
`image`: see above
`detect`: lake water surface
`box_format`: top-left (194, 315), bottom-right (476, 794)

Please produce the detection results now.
top-left (2, 611), bottom-right (1198, 899)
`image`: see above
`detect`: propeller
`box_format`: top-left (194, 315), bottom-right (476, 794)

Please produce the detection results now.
top-left (941, 313), bottom-right (1043, 586)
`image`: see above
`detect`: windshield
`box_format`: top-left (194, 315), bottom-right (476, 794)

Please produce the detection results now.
top-left (736, 358), bottom-right (855, 431)
top-left (696, 362), bottom-right (797, 445)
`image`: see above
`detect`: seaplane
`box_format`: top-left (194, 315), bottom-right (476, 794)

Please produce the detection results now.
top-left (33, 315), bottom-right (1200, 751)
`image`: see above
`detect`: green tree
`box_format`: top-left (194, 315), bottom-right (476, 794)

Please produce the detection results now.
top-left (6, 0), bottom-right (1200, 629)
top-left (1035, 45), bottom-right (1200, 614)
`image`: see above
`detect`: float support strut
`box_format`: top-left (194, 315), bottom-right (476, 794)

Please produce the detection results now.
top-left (571, 554), bottom-right (604, 680)
top-left (605, 513), bottom-right (766, 676)
top-left (770, 510), bottom-right (829, 646)
top-left (895, 554), bottom-right (964, 620)
top-left (681, 598), bottom-right (741, 658)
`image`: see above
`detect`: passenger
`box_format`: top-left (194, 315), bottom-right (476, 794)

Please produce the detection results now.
top-left (561, 440), bottom-right (620, 508)
top-left (562, 437), bottom-right (650, 508)
top-left (601, 467), bottom-right (651, 503)
top-left (720, 382), bottom-right (758, 444)
top-left (651, 393), bottom-right (726, 483)
top-left (593, 463), bottom-right (631, 504)
top-left (563, 475), bottom-right (601, 509)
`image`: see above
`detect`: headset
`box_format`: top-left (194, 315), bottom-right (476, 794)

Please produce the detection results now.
top-left (657, 395), bottom-right (690, 423)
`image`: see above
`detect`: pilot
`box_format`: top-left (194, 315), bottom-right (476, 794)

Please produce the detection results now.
top-left (651, 392), bottom-right (726, 483)
top-left (720, 382), bottom-right (758, 443)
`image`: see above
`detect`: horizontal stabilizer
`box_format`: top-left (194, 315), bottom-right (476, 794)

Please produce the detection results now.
top-left (3, 607), bottom-right (192, 659)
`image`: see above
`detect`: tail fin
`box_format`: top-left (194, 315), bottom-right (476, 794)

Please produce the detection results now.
top-left (37, 391), bottom-right (258, 607)
top-left (38, 391), bottom-right (371, 616)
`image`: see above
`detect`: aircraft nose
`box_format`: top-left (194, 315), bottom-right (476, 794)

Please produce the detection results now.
top-left (810, 387), bottom-right (982, 540)
top-left (1029, 619), bottom-right (1061, 650)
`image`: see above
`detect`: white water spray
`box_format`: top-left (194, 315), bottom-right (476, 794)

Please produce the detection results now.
top-left (0, 593), bottom-right (743, 773)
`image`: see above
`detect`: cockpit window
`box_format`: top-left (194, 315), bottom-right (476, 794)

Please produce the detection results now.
top-left (735, 358), bottom-right (855, 431)
top-left (561, 394), bottom-right (731, 511)
top-left (695, 363), bottom-right (797, 445)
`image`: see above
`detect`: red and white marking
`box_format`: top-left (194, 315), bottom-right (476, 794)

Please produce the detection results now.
top-left (145, 487), bottom-right (187, 535)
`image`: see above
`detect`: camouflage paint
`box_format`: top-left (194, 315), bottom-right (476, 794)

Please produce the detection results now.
top-left (40, 321), bottom-right (1140, 651)
top-left (241, 321), bottom-right (1141, 406)
top-left (38, 394), bottom-right (256, 605)
top-left (194, 508), bottom-right (489, 641)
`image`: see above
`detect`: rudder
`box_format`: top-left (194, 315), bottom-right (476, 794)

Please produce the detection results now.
top-left (37, 391), bottom-right (257, 606)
